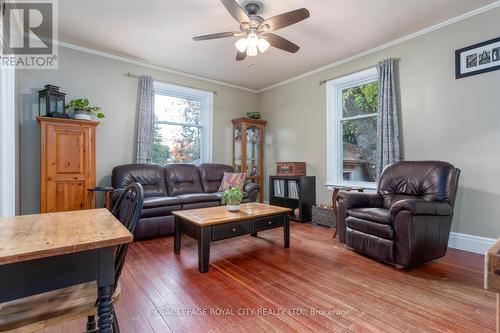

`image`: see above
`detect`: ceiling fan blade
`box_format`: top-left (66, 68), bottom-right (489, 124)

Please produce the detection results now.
top-left (263, 33), bottom-right (300, 53)
top-left (220, 0), bottom-right (250, 24)
top-left (193, 31), bottom-right (241, 41)
top-left (261, 8), bottom-right (310, 31)
top-left (236, 50), bottom-right (247, 61)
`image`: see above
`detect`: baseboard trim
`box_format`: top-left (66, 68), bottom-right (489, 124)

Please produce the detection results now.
top-left (448, 232), bottom-right (495, 255)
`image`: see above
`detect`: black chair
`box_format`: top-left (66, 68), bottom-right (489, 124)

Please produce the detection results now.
top-left (0, 183), bottom-right (143, 333)
top-left (87, 182), bottom-right (144, 332)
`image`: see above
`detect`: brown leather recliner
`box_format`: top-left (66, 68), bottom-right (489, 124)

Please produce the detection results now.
top-left (337, 161), bottom-right (461, 268)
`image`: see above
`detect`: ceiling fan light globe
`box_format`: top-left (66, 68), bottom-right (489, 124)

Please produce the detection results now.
top-left (235, 38), bottom-right (248, 52)
top-left (257, 38), bottom-right (270, 53)
top-left (247, 32), bottom-right (259, 48)
top-left (246, 46), bottom-right (258, 57)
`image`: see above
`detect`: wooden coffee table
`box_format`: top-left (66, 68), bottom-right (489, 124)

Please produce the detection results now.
top-left (173, 203), bottom-right (292, 273)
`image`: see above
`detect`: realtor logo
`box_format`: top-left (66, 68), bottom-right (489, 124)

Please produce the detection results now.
top-left (1, 0), bottom-right (58, 68)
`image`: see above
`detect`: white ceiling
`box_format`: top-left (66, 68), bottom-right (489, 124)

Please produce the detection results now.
top-left (58, 0), bottom-right (495, 90)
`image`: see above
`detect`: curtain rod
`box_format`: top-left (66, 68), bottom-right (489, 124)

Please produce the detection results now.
top-left (125, 73), bottom-right (218, 95)
top-left (319, 58), bottom-right (400, 85)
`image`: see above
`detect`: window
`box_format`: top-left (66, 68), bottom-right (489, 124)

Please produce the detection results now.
top-left (152, 82), bottom-right (213, 165)
top-left (326, 67), bottom-right (378, 188)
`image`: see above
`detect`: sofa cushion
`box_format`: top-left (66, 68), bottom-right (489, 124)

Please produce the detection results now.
top-left (348, 208), bottom-right (391, 225)
top-left (177, 193), bottom-right (220, 204)
top-left (141, 205), bottom-right (182, 218)
top-left (112, 164), bottom-right (167, 198)
top-left (198, 163), bottom-right (234, 193)
top-left (164, 164), bottom-right (203, 196)
top-left (143, 196), bottom-right (181, 208)
top-left (345, 217), bottom-right (394, 240)
top-left (182, 201), bottom-right (220, 210)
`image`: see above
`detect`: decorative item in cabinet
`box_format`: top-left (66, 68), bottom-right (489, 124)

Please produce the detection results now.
top-left (37, 117), bottom-right (99, 213)
top-left (232, 117), bottom-right (267, 202)
top-left (269, 175), bottom-right (316, 222)
top-left (276, 162), bottom-right (306, 176)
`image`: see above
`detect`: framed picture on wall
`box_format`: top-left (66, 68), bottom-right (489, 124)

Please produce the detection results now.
top-left (455, 36), bottom-right (500, 79)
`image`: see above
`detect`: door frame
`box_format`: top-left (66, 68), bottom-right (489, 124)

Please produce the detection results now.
top-left (0, 65), bottom-right (16, 217)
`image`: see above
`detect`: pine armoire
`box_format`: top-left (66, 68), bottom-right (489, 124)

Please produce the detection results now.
top-left (37, 117), bottom-right (99, 213)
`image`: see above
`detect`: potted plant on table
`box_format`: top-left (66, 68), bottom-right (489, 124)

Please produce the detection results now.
top-left (65, 98), bottom-right (105, 120)
top-left (222, 187), bottom-right (244, 212)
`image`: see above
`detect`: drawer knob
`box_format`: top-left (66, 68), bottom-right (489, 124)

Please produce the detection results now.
top-left (267, 221), bottom-right (273, 225)
top-left (231, 227), bottom-right (237, 232)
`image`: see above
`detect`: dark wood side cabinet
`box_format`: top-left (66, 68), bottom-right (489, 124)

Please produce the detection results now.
top-left (269, 175), bottom-right (316, 222)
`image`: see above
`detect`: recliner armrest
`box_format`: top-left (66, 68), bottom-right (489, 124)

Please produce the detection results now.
top-left (337, 192), bottom-right (383, 210)
top-left (390, 199), bottom-right (452, 220)
top-left (244, 182), bottom-right (260, 202)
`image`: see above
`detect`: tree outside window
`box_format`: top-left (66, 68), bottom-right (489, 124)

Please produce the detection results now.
top-left (152, 94), bottom-right (203, 164)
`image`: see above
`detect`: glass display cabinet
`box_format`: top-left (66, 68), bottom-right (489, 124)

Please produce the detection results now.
top-left (232, 117), bottom-right (267, 202)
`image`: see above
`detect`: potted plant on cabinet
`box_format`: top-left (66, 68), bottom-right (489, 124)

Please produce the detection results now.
top-left (65, 98), bottom-right (104, 120)
top-left (222, 187), bottom-right (244, 212)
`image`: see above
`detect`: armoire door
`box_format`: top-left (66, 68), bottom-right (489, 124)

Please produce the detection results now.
top-left (40, 119), bottom-right (97, 213)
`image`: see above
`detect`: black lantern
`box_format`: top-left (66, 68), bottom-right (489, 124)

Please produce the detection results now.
top-left (39, 85), bottom-right (69, 118)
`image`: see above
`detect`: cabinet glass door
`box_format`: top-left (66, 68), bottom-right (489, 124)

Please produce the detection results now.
top-left (233, 124), bottom-right (242, 173)
top-left (246, 125), bottom-right (261, 177)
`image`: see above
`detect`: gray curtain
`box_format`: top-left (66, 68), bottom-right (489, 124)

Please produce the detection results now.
top-left (136, 75), bottom-right (154, 163)
top-left (376, 58), bottom-right (400, 177)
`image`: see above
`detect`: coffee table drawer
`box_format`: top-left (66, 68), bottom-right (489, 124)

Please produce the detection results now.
top-left (212, 221), bottom-right (251, 241)
top-left (253, 215), bottom-right (284, 232)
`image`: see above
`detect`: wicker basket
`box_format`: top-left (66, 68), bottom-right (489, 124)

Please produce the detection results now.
top-left (312, 206), bottom-right (335, 228)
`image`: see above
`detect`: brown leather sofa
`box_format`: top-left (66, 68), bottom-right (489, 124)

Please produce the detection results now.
top-left (337, 161), bottom-right (461, 268)
top-left (111, 163), bottom-right (260, 240)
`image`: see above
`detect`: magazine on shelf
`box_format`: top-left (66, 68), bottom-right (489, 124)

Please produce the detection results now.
top-left (273, 179), bottom-right (286, 197)
top-left (288, 180), bottom-right (299, 199)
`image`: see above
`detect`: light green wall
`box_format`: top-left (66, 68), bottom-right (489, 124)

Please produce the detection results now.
top-left (17, 47), bottom-right (258, 213)
top-left (16, 7), bottom-right (500, 239)
top-left (258, 7), bottom-right (500, 238)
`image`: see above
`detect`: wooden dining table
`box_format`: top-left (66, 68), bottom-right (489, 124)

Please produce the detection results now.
top-left (0, 208), bottom-right (133, 332)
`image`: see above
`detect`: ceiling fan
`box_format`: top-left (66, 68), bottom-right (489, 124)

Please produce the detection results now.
top-left (193, 0), bottom-right (310, 61)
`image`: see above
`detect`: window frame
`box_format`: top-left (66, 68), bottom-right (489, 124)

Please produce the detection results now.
top-left (153, 81), bottom-right (213, 164)
top-left (326, 67), bottom-right (378, 189)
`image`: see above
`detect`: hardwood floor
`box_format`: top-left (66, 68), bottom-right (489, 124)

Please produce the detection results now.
top-left (41, 223), bottom-right (494, 333)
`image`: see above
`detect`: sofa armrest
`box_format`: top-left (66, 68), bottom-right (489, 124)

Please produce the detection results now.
top-left (390, 199), bottom-right (452, 220)
top-left (244, 182), bottom-right (260, 202)
top-left (336, 192), bottom-right (383, 210)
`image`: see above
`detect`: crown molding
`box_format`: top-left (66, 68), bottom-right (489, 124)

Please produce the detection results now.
top-left (56, 41), bottom-right (259, 93)
top-left (257, 1), bottom-right (500, 93)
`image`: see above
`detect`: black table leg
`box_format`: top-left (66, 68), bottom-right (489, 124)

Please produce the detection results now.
top-left (284, 214), bottom-right (290, 248)
top-left (198, 226), bottom-right (211, 273)
top-left (174, 216), bottom-right (181, 255)
top-left (251, 233), bottom-right (258, 237)
top-left (97, 247), bottom-right (115, 333)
